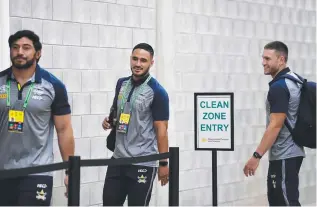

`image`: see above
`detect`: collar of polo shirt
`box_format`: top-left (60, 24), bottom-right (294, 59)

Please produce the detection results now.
top-left (131, 73), bottom-right (150, 86)
top-left (6, 64), bottom-right (42, 83)
top-left (269, 67), bottom-right (290, 86)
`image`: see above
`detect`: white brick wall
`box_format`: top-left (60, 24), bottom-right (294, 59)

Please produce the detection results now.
top-left (6, 0), bottom-right (316, 206)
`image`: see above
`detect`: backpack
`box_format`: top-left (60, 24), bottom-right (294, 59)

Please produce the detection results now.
top-left (280, 73), bottom-right (316, 149)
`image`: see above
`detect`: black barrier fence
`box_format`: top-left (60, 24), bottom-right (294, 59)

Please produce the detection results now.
top-left (0, 147), bottom-right (179, 206)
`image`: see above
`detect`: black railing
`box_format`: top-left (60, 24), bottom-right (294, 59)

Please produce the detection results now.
top-left (0, 147), bottom-right (179, 206)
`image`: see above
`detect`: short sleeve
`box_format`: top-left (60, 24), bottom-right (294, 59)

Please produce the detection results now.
top-left (52, 82), bottom-right (71, 115)
top-left (267, 82), bottom-right (289, 114)
top-left (152, 87), bottom-right (169, 121)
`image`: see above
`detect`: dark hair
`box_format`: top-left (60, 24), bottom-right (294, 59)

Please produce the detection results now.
top-left (132, 43), bottom-right (154, 57)
top-left (264, 41), bottom-right (288, 62)
top-left (8, 30), bottom-right (42, 51)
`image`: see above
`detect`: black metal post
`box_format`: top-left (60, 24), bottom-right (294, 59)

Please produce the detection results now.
top-left (67, 156), bottom-right (81, 206)
top-left (212, 150), bottom-right (218, 206)
top-left (168, 147), bottom-right (179, 206)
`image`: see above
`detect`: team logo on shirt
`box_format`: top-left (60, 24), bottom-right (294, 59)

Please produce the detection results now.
top-left (32, 87), bottom-right (44, 101)
top-left (36, 189), bottom-right (47, 201)
top-left (0, 93), bottom-right (7, 99)
top-left (137, 175), bottom-right (147, 184)
top-left (0, 85), bottom-right (6, 99)
top-left (0, 85), bottom-right (6, 94)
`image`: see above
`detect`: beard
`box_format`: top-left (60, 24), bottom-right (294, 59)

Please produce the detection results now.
top-left (131, 66), bottom-right (150, 78)
top-left (11, 56), bottom-right (36, 70)
top-left (264, 65), bottom-right (279, 76)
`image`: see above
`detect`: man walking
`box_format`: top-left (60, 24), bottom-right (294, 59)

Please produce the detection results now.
top-left (243, 41), bottom-right (305, 206)
top-left (102, 43), bottom-right (169, 206)
top-left (0, 30), bottom-right (75, 205)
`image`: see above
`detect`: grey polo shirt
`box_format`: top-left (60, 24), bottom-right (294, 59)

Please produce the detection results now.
top-left (112, 74), bottom-right (169, 167)
top-left (266, 67), bottom-right (305, 161)
top-left (0, 64), bottom-right (71, 176)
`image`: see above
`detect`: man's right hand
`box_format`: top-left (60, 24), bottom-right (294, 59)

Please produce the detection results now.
top-left (102, 117), bottom-right (111, 130)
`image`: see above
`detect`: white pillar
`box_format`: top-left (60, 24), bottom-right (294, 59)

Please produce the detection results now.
top-left (155, 0), bottom-right (176, 206)
top-left (156, 0), bottom-right (176, 136)
top-left (156, 0), bottom-right (176, 92)
top-left (0, 0), bottom-right (10, 71)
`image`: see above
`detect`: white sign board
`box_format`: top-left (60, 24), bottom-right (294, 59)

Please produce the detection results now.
top-left (194, 93), bottom-right (234, 151)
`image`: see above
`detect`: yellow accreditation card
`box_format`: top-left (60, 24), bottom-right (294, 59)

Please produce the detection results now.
top-left (8, 110), bottom-right (24, 133)
top-left (119, 113), bottom-right (130, 124)
top-left (117, 113), bottom-right (130, 133)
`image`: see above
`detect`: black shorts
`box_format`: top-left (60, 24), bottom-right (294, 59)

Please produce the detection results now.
top-left (103, 162), bottom-right (157, 206)
top-left (267, 156), bottom-right (303, 206)
top-left (0, 175), bottom-right (53, 206)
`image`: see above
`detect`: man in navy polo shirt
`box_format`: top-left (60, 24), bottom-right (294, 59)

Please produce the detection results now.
top-left (102, 43), bottom-right (170, 206)
top-left (243, 41), bottom-right (305, 206)
top-left (0, 30), bottom-right (75, 205)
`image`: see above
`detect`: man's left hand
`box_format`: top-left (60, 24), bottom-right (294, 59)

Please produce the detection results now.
top-left (158, 166), bottom-right (169, 186)
top-left (64, 175), bottom-right (69, 198)
top-left (243, 156), bottom-right (260, 177)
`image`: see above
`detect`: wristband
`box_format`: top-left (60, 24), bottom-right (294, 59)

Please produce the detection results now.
top-left (253, 152), bottom-right (262, 159)
top-left (159, 161), bottom-right (168, 167)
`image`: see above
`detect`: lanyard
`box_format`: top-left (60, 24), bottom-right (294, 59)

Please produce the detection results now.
top-left (6, 79), bottom-right (34, 110)
top-left (120, 75), bottom-right (151, 113)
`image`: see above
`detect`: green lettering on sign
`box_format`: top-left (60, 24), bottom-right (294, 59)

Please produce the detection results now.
top-left (200, 124), bottom-right (229, 131)
top-left (202, 112), bottom-right (226, 120)
top-left (200, 101), bottom-right (229, 108)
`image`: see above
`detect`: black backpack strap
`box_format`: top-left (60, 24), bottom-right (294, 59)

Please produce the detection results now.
top-left (108, 78), bottom-right (123, 124)
top-left (106, 78), bottom-right (123, 152)
top-left (111, 78), bottom-right (123, 111)
top-left (284, 119), bottom-right (293, 135)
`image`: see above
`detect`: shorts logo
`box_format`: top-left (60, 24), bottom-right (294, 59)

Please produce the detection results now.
top-left (270, 174), bottom-right (276, 188)
top-left (36, 189), bottom-right (47, 201)
top-left (137, 175), bottom-right (147, 184)
top-left (138, 169), bottom-right (147, 173)
top-left (37, 184), bottom-right (47, 188)
top-left (272, 180), bottom-right (276, 188)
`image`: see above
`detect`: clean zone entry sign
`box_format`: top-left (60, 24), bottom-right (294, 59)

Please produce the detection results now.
top-left (194, 93), bottom-right (234, 151)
